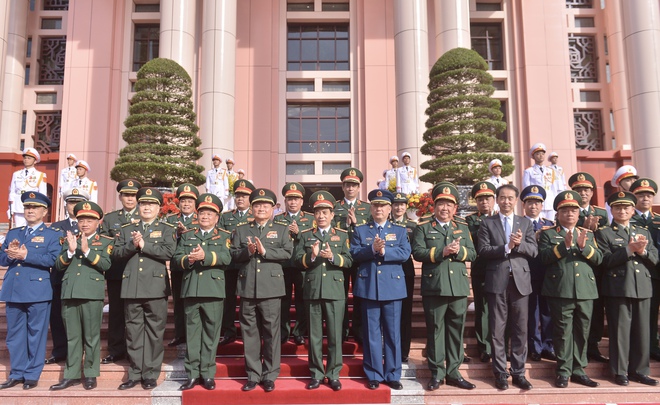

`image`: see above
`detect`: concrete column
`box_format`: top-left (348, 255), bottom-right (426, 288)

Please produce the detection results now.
top-left (159, 0), bottom-right (197, 77)
top-left (621, 0), bottom-right (660, 181)
top-left (393, 0), bottom-right (429, 180)
top-left (0, 1), bottom-right (10, 131)
top-left (433, 0), bottom-right (470, 57)
top-left (0, 0), bottom-right (28, 152)
top-left (199, 0), bottom-right (236, 167)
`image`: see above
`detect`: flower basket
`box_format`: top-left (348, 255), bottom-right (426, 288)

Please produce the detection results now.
top-left (407, 192), bottom-right (434, 218)
top-left (160, 192), bottom-right (179, 218)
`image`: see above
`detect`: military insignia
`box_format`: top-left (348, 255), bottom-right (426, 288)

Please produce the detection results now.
top-left (291, 184), bottom-right (297, 190)
top-left (266, 231), bottom-right (278, 238)
top-left (317, 194), bottom-right (324, 201)
top-left (377, 191), bottom-right (382, 197)
top-left (29, 192), bottom-right (35, 198)
top-left (531, 186), bottom-right (538, 193)
top-left (184, 185), bottom-right (191, 192)
top-left (83, 202), bottom-right (91, 210)
top-left (453, 229), bottom-right (463, 234)
top-left (128, 181), bottom-right (134, 187)
top-left (642, 180), bottom-right (650, 187)
top-left (564, 193), bottom-right (571, 200)
top-left (577, 174), bottom-right (585, 181)
top-left (385, 233), bottom-right (397, 241)
top-left (205, 195), bottom-right (212, 203)
top-left (443, 187), bottom-right (450, 194)
top-left (31, 236), bottom-right (44, 243)
top-left (146, 189), bottom-right (153, 196)
top-left (618, 191), bottom-right (625, 198)
top-left (150, 231), bottom-right (162, 238)
top-left (107, 245), bottom-right (113, 255)
top-left (239, 181), bottom-right (245, 188)
top-left (331, 235), bottom-right (341, 241)
top-left (480, 183), bottom-right (487, 190)
top-left (350, 169), bottom-right (356, 176)
top-left (259, 189), bottom-right (265, 196)
top-left (72, 189), bottom-right (79, 195)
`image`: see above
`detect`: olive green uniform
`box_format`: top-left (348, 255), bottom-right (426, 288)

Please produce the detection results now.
top-left (465, 211), bottom-right (491, 358)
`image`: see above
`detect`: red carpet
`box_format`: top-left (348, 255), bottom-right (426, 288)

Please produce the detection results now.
top-left (217, 340), bottom-right (363, 356)
top-left (215, 356), bottom-right (364, 378)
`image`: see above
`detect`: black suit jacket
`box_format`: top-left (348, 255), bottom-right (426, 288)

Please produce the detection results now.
top-left (477, 214), bottom-right (537, 296)
top-left (49, 219), bottom-right (80, 285)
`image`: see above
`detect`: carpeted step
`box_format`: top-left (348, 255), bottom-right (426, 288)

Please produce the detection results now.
top-left (214, 356), bottom-right (365, 378)
top-left (217, 339), bottom-right (362, 356)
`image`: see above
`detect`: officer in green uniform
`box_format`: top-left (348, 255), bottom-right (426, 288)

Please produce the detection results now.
top-left (539, 190), bottom-right (602, 388)
top-left (166, 183), bottom-right (200, 347)
top-left (218, 180), bottom-right (255, 345)
top-left (333, 167), bottom-right (370, 342)
top-left (465, 181), bottom-right (497, 363)
top-left (231, 188), bottom-right (293, 393)
top-left (276, 182), bottom-right (314, 345)
top-left (114, 187), bottom-right (177, 390)
top-left (295, 191), bottom-right (352, 391)
top-left (173, 193), bottom-right (231, 391)
top-left (628, 178), bottom-right (660, 361)
top-left (99, 179), bottom-right (141, 364)
top-left (412, 183), bottom-right (477, 391)
top-left (595, 191), bottom-right (659, 386)
top-left (50, 201), bottom-right (113, 391)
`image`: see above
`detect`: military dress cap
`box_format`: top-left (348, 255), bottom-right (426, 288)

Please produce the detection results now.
top-left (629, 178), bottom-right (658, 196)
top-left (390, 155), bottom-right (399, 162)
top-left (368, 189), bottom-right (394, 205)
top-left (529, 142), bottom-right (546, 158)
top-left (211, 154), bottom-right (222, 161)
top-left (282, 182), bottom-right (305, 198)
top-left (74, 201), bottom-right (104, 220)
top-left (21, 191), bottom-right (51, 208)
top-left (22, 147), bottom-right (41, 163)
top-left (250, 188), bottom-right (277, 205)
top-left (175, 183), bottom-right (199, 200)
top-left (116, 179), bottom-right (141, 194)
top-left (611, 165), bottom-right (638, 187)
top-left (137, 187), bottom-right (163, 205)
top-left (521, 185), bottom-right (546, 202)
top-left (237, 169), bottom-right (245, 175)
top-left (62, 187), bottom-right (90, 202)
top-left (548, 151), bottom-right (559, 160)
top-left (488, 159), bottom-right (502, 171)
top-left (310, 190), bottom-right (336, 209)
top-left (607, 190), bottom-right (637, 207)
top-left (568, 172), bottom-right (596, 189)
top-left (340, 167), bottom-right (364, 184)
top-left (553, 190), bottom-right (581, 211)
top-left (233, 179), bottom-right (255, 195)
top-left (196, 193), bottom-right (223, 213)
top-left (66, 153), bottom-right (77, 160)
top-left (392, 192), bottom-right (408, 204)
top-left (432, 183), bottom-right (459, 204)
top-left (401, 152), bottom-right (412, 159)
top-left (75, 160), bottom-right (91, 172)
top-left (471, 181), bottom-right (496, 199)
top-left (226, 157), bottom-right (234, 164)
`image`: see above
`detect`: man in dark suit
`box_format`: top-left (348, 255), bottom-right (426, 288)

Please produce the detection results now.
top-left (350, 189), bottom-right (411, 391)
top-left (477, 184), bottom-right (537, 390)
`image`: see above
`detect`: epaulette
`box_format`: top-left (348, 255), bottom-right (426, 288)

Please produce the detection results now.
top-left (166, 213), bottom-right (178, 218)
top-left (99, 234), bottom-right (114, 240)
top-left (417, 219), bottom-right (431, 226)
top-left (236, 222), bottom-right (250, 228)
top-left (598, 225), bottom-right (607, 230)
top-left (466, 212), bottom-right (479, 217)
top-left (301, 228), bottom-right (314, 234)
top-left (540, 225), bottom-right (554, 231)
top-left (217, 228), bottom-right (231, 234)
top-left (181, 228), bottom-right (196, 235)
top-left (391, 222), bottom-right (406, 228)
top-left (333, 227), bottom-right (348, 233)
top-left (577, 226), bottom-right (593, 233)
top-left (453, 215), bottom-right (467, 224)
top-left (593, 205), bottom-right (604, 209)
top-left (355, 223), bottom-right (368, 227)
top-left (161, 221), bottom-right (176, 228)
top-left (121, 223), bottom-right (134, 228)
top-left (273, 220), bottom-right (288, 226)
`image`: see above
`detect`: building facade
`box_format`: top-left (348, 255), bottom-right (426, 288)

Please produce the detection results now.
top-left (0, 0), bottom-right (658, 218)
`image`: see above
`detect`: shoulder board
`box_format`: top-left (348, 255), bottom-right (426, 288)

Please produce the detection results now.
top-left (301, 228), bottom-right (314, 234)
top-left (333, 227), bottom-right (348, 233)
top-left (161, 222), bottom-right (176, 228)
top-left (355, 223), bottom-right (368, 228)
top-left (540, 225), bottom-right (555, 231)
top-left (99, 234), bottom-right (114, 240)
top-left (576, 226), bottom-right (593, 233)
top-left (598, 225), bottom-right (607, 230)
top-left (391, 222), bottom-right (406, 228)
top-left (417, 220), bottom-right (431, 226)
top-left (181, 228), bottom-right (196, 235)
top-left (273, 220), bottom-right (288, 226)
top-left (166, 213), bottom-right (178, 218)
top-left (466, 212), bottom-right (479, 218)
top-left (217, 228), bottom-right (231, 234)
top-left (274, 213), bottom-right (285, 220)
top-left (121, 223), bottom-right (134, 228)
top-left (301, 211), bottom-right (313, 216)
top-left (236, 222), bottom-right (250, 228)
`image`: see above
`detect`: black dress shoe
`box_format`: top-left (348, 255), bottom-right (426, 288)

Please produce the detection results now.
top-left (141, 379), bottom-right (157, 390)
top-left (0, 378), bottom-right (24, 389)
top-left (480, 352), bottom-right (491, 363)
top-left (387, 381), bottom-right (403, 390)
top-left (570, 374), bottom-right (598, 387)
top-left (306, 379), bottom-right (321, 389)
top-left (529, 351), bottom-right (542, 361)
top-left (367, 380), bottom-right (380, 390)
top-left (168, 337), bottom-right (186, 347)
top-left (45, 356), bottom-right (65, 365)
top-left (495, 376), bottom-right (509, 390)
top-left (242, 381), bottom-right (258, 391)
top-left (262, 379), bottom-right (275, 392)
top-left (102, 353), bottom-right (125, 364)
top-left (83, 377), bottom-right (97, 390)
top-left (541, 350), bottom-right (558, 361)
top-left (23, 380), bottom-right (38, 390)
top-left (280, 336), bottom-right (289, 344)
top-left (628, 373), bottom-right (659, 386)
top-left (427, 379), bottom-right (443, 391)
top-left (118, 379), bottom-right (140, 390)
top-left (614, 374), bottom-right (629, 386)
top-left (293, 335), bottom-right (306, 345)
top-left (446, 377), bottom-right (475, 390)
top-left (587, 351), bottom-right (609, 363)
top-left (512, 375), bottom-right (533, 390)
top-left (202, 378), bottom-right (215, 390)
top-left (554, 375), bottom-right (568, 388)
top-left (329, 379), bottom-right (342, 391)
top-left (463, 354), bottom-right (471, 363)
top-left (179, 378), bottom-right (198, 391)
top-left (219, 336), bottom-right (236, 346)
top-left (50, 378), bottom-right (81, 391)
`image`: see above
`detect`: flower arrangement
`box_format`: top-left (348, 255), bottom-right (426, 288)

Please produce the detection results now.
top-left (387, 176), bottom-right (397, 193)
top-left (227, 172), bottom-right (239, 196)
top-left (407, 192), bottom-right (434, 218)
top-left (160, 192), bottom-right (180, 217)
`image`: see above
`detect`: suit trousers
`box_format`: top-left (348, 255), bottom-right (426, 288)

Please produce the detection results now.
top-left (488, 277), bottom-right (529, 377)
top-left (307, 298), bottom-right (344, 380)
top-left (606, 296), bottom-right (651, 376)
top-left (281, 267), bottom-right (306, 339)
top-left (62, 299), bottom-right (103, 379)
top-left (471, 271), bottom-right (491, 356)
top-left (184, 297), bottom-right (223, 379)
top-left (221, 268), bottom-right (238, 339)
top-left (240, 297), bottom-right (281, 382)
top-left (106, 279), bottom-right (126, 356)
top-left (361, 298), bottom-right (402, 382)
top-left (124, 298), bottom-right (168, 380)
top-left (528, 277), bottom-right (554, 354)
top-left (547, 297), bottom-right (592, 377)
top-left (49, 283), bottom-right (67, 358)
top-left (170, 271), bottom-right (185, 340)
top-left (422, 295), bottom-right (467, 380)
top-left (6, 301), bottom-right (51, 381)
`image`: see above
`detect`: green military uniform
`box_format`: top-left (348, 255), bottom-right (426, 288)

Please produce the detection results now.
top-left (411, 184), bottom-right (477, 382)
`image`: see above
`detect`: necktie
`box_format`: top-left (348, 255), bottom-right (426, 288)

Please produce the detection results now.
top-left (442, 224), bottom-right (448, 232)
top-left (582, 209), bottom-right (587, 216)
top-left (26, 227), bottom-right (33, 237)
top-left (496, 178), bottom-right (500, 184)
top-left (258, 225), bottom-right (263, 233)
top-left (624, 226), bottom-right (629, 236)
top-left (25, 169), bottom-right (28, 176)
top-left (504, 216), bottom-right (511, 242)
top-left (72, 221), bottom-right (78, 229)
top-left (143, 223), bottom-right (148, 232)
top-left (79, 179), bottom-right (82, 185)
top-left (377, 225), bottom-right (383, 237)
top-left (321, 230), bottom-right (326, 238)
top-left (238, 211), bottom-right (244, 219)
top-left (125, 212), bottom-right (131, 220)
top-left (348, 202), bottom-right (353, 210)
top-left (539, 166), bottom-right (544, 173)
top-left (533, 220), bottom-right (538, 231)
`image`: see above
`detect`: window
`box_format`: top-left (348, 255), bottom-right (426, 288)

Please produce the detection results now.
top-left (287, 81), bottom-right (314, 92)
top-left (579, 90), bottom-right (601, 102)
top-left (287, 2), bottom-right (314, 11)
top-left (569, 34), bottom-right (597, 82)
top-left (135, 4), bottom-right (160, 12)
top-left (322, 81), bottom-right (350, 91)
top-left (287, 104), bottom-right (350, 153)
top-left (41, 19), bottom-right (63, 29)
top-left (287, 24), bottom-right (349, 71)
top-left (21, 112), bottom-right (27, 134)
top-left (323, 162), bottom-right (350, 174)
top-left (39, 36), bottom-right (67, 85)
top-left (575, 17), bottom-right (595, 28)
top-left (476, 2), bottom-right (502, 11)
top-left (36, 92), bottom-right (57, 104)
top-left (133, 24), bottom-right (160, 72)
top-left (574, 109), bottom-right (602, 150)
top-left (34, 111), bottom-right (62, 153)
top-left (566, 0), bottom-right (592, 8)
top-left (322, 3), bottom-right (349, 11)
top-left (25, 65), bottom-right (30, 85)
top-left (471, 23), bottom-right (503, 70)
top-left (286, 163), bottom-right (315, 175)
top-left (498, 101), bottom-right (508, 144)
top-left (26, 37), bottom-right (32, 57)
top-left (492, 80), bottom-right (506, 90)
top-left (44, 0), bottom-right (69, 10)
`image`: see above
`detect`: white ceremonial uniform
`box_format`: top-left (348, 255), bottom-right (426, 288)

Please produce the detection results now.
top-left (59, 167), bottom-right (77, 196)
top-left (73, 177), bottom-right (98, 203)
top-left (383, 168), bottom-right (397, 192)
top-left (205, 167), bottom-right (229, 201)
top-left (522, 164), bottom-right (562, 220)
top-left (396, 165), bottom-right (419, 194)
top-left (8, 167), bottom-right (48, 227)
top-left (487, 175), bottom-right (509, 187)
top-left (224, 170), bottom-right (238, 211)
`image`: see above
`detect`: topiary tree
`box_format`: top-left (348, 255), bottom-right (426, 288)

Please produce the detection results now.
top-left (420, 47), bottom-right (513, 185)
top-left (110, 58), bottom-right (205, 187)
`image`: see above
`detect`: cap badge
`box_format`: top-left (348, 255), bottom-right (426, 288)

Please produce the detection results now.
top-left (531, 186), bottom-right (539, 193)
top-left (259, 189), bottom-right (265, 196)
top-left (72, 189), bottom-right (79, 195)
top-left (205, 195), bottom-right (212, 203)
top-left (239, 181), bottom-right (245, 188)
top-left (578, 174), bottom-right (585, 181)
top-left (564, 193), bottom-right (572, 200)
top-left (376, 191), bottom-right (383, 197)
top-left (480, 183), bottom-right (487, 190)
top-left (29, 193), bottom-right (35, 198)
top-left (184, 185), bottom-right (191, 192)
top-left (443, 187), bottom-right (450, 194)
top-left (618, 191), bottom-right (625, 198)
top-left (317, 194), bottom-right (324, 201)
top-left (642, 180), bottom-right (650, 187)
top-left (128, 181), bottom-right (134, 187)
top-left (291, 184), bottom-right (297, 190)
top-left (350, 169), bottom-right (356, 177)
top-left (396, 193), bottom-right (402, 198)
top-left (83, 203), bottom-right (91, 210)
top-left (146, 189), bottom-right (153, 196)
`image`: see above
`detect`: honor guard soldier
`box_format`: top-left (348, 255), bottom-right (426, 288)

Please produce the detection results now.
top-left (384, 156), bottom-right (399, 192)
top-left (396, 152), bottom-right (419, 194)
top-left (224, 158), bottom-right (239, 211)
top-left (412, 183), bottom-right (477, 391)
top-left (539, 191), bottom-right (602, 388)
top-left (50, 201), bottom-right (113, 391)
top-left (59, 153), bottom-right (77, 197)
top-left (0, 192), bottom-right (61, 390)
top-left (487, 159), bottom-right (509, 187)
top-left (205, 155), bottom-right (229, 203)
top-left (166, 184), bottom-right (200, 347)
top-left (523, 143), bottom-right (564, 220)
top-left (548, 152), bottom-right (566, 190)
top-left (466, 181), bottom-right (497, 363)
top-left (294, 191), bottom-right (352, 391)
top-left (218, 179), bottom-right (255, 345)
top-left (595, 191), bottom-right (659, 387)
top-left (8, 148), bottom-right (48, 228)
top-left (46, 187), bottom-right (90, 366)
top-left (606, 165), bottom-right (639, 222)
top-left (114, 187), bottom-right (177, 390)
top-left (231, 188), bottom-right (292, 392)
top-left (73, 160), bottom-right (98, 203)
top-left (173, 194), bottom-right (231, 391)
top-left (276, 182), bottom-right (314, 345)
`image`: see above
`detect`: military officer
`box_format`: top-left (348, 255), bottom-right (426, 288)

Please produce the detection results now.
top-left (114, 187), bottom-right (177, 390)
top-left (59, 153), bottom-right (77, 197)
top-left (295, 191), bottom-right (352, 391)
top-left (595, 191), bottom-right (659, 386)
top-left (276, 182), bottom-right (314, 345)
top-left (539, 191), bottom-right (602, 388)
top-left (217, 179), bottom-right (255, 345)
top-left (99, 179), bottom-right (141, 364)
top-left (46, 187), bottom-right (90, 366)
top-left (487, 159), bottom-right (509, 187)
top-left (522, 143), bottom-right (564, 220)
top-left (0, 192), bottom-right (61, 390)
top-left (205, 155), bottom-right (229, 202)
top-left (166, 183), bottom-right (200, 347)
top-left (396, 152), bottom-right (419, 194)
top-left (384, 156), bottom-right (398, 192)
top-left (173, 193), bottom-right (231, 391)
top-left (606, 165), bottom-right (639, 222)
top-left (231, 188), bottom-right (292, 393)
top-left (50, 201), bottom-right (113, 391)
top-left (412, 183), bottom-right (477, 391)
top-left (8, 148), bottom-right (48, 228)
top-left (73, 160), bottom-right (98, 203)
